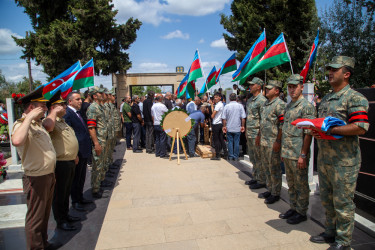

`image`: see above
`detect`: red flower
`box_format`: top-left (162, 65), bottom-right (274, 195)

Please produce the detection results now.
top-left (12, 93), bottom-right (16, 98)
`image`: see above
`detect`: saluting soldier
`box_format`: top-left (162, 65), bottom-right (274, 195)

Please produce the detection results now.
top-left (43, 91), bottom-right (81, 231)
top-left (245, 77), bottom-right (267, 190)
top-left (11, 88), bottom-right (57, 250)
top-left (279, 75), bottom-right (316, 224)
top-left (257, 80), bottom-right (286, 204)
top-left (310, 56), bottom-right (369, 250)
top-left (86, 86), bottom-right (109, 198)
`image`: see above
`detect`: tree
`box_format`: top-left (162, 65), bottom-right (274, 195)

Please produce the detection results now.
top-left (320, 0), bottom-right (375, 88)
top-left (220, 0), bottom-right (319, 81)
top-left (13, 0), bottom-right (142, 80)
top-left (0, 70), bottom-right (42, 99)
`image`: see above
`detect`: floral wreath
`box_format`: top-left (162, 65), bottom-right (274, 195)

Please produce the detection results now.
top-left (160, 109), bottom-right (195, 138)
top-left (11, 93), bottom-right (25, 103)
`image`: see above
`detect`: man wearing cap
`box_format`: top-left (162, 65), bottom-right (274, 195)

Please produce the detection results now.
top-left (86, 86), bottom-right (109, 198)
top-left (110, 89), bottom-right (122, 152)
top-left (245, 77), bottom-right (267, 189)
top-left (257, 80), bottom-right (286, 204)
top-left (43, 91), bottom-right (80, 231)
top-left (279, 74), bottom-right (316, 224)
top-left (11, 87), bottom-right (57, 249)
top-left (310, 56), bottom-right (369, 250)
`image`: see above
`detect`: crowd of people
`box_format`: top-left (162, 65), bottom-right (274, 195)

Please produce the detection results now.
top-left (10, 55), bottom-right (369, 250)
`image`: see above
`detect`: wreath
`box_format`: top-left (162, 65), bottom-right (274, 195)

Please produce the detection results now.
top-left (160, 109), bottom-right (195, 138)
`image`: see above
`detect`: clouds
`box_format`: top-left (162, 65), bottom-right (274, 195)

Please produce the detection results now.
top-left (113, 0), bottom-right (231, 26)
top-left (210, 38), bottom-right (227, 49)
top-left (161, 30), bottom-right (189, 40)
top-left (0, 29), bottom-right (23, 55)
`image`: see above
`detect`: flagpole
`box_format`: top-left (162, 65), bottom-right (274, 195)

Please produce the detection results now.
top-left (282, 33), bottom-right (294, 75)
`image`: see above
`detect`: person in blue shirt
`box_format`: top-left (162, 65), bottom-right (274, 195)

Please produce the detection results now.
top-left (187, 105), bottom-right (208, 157)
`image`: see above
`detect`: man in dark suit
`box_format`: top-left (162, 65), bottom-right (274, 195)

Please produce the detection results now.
top-left (64, 92), bottom-right (93, 211)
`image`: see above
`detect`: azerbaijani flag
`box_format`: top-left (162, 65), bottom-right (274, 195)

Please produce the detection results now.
top-left (232, 30), bottom-right (266, 83)
top-left (72, 58), bottom-right (94, 90)
top-left (177, 68), bottom-right (190, 98)
top-left (187, 50), bottom-right (203, 83)
top-left (42, 61), bottom-right (81, 99)
top-left (198, 66), bottom-right (217, 97)
top-left (186, 81), bottom-right (196, 99)
top-left (300, 30), bottom-right (319, 83)
top-left (241, 33), bottom-right (291, 79)
top-left (216, 53), bottom-right (237, 83)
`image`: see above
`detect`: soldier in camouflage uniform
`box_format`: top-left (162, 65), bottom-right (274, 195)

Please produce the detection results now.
top-left (310, 56), bottom-right (369, 250)
top-left (86, 86), bottom-right (109, 198)
top-left (244, 77), bottom-right (267, 190)
top-left (110, 89), bottom-right (122, 161)
top-left (258, 80), bottom-right (286, 204)
top-left (280, 74), bottom-right (316, 224)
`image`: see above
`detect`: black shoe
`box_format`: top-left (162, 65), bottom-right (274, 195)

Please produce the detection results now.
top-left (133, 150), bottom-right (143, 153)
top-left (46, 241), bottom-right (63, 250)
top-left (264, 195), bottom-right (280, 204)
top-left (80, 198), bottom-right (93, 204)
top-left (57, 222), bottom-right (76, 231)
top-left (258, 191), bottom-right (271, 199)
top-left (245, 180), bottom-right (257, 185)
top-left (250, 183), bottom-right (266, 189)
top-left (327, 242), bottom-right (351, 250)
top-left (310, 232), bottom-right (335, 244)
top-left (211, 156), bottom-right (221, 161)
top-left (286, 212), bottom-right (307, 224)
top-left (279, 209), bottom-right (296, 219)
top-left (67, 215), bottom-right (81, 222)
top-left (92, 190), bottom-right (109, 199)
top-left (72, 202), bottom-right (86, 212)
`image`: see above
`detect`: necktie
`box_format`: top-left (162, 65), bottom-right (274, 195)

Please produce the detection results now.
top-left (76, 111), bottom-right (86, 126)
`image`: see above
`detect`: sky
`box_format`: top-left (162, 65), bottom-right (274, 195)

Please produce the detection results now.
top-left (0, 0), bottom-right (332, 94)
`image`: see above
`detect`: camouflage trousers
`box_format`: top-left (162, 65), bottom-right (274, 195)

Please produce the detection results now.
top-left (91, 140), bottom-right (107, 193)
top-left (103, 137), bottom-right (115, 174)
top-left (318, 162), bottom-right (360, 246)
top-left (260, 145), bottom-right (282, 196)
top-left (247, 137), bottom-right (265, 184)
top-left (283, 158), bottom-right (310, 216)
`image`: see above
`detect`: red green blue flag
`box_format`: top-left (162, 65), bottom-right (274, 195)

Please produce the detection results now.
top-left (232, 30), bottom-right (266, 83)
top-left (187, 50), bottom-right (203, 83)
top-left (241, 33), bottom-right (291, 79)
top-left (216, 53), bottom-right (237, 83)
top-left (300, 30), bottom-right (319, 83)
top-left (177, 68), bottom-right (190, 98)
top-left (42, 61), bottom-right (81, 99)
top-left (72, 58), bottom-right (94, 91)
top-left (186, 81), bottom-right (196, 99)
top-left (199, 66), bottom-right (217, 97)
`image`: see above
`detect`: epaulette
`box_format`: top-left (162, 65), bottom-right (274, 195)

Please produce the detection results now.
top-left (17, 118), bottom-right (25, 122)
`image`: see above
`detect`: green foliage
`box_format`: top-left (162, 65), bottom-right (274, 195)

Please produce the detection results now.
top-left (320, 0), bottom-right (375, 88)
top-left (13, 0), bottom-right (142, 80)
top-left (131, 86), bottom-right (162, 97)
top-left (220, 0), bottom-right (319, 83)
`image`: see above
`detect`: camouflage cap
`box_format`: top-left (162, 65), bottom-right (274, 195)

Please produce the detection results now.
top-left (248, 77), bottom-right (264, 86)
top-left (103, 88), bottom-right (110, 94)
top-left (110, 89), bottom-right (116, 95)
top-left (89, 86), bottom-right (105, 95)
top-left (265, 80), bottom-right (282, 89)
top-left (287, 74), bottom-right (304, 85)
top-left (326, 56), bottom-right (355, 69)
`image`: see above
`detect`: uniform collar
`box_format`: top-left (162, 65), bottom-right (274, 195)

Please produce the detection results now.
top-left (327, 84), bottom-right (350, 100)
top-left (289, 95), bottom-right (304, 108)
top-left (266, 96), bottom-right (278, 105)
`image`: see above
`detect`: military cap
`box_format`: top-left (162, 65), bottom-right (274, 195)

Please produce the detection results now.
top-left (326, 56), bottom-right (355, 69)
top-left (248, 77), bottom-right (264, 86)
top-left (17, 87), bottom-right (48, 104)
top-left (265, 80), bottom-right (282, 89)
top-left (104, 88), bottom-right (110, 94)
top-left (287, 74), bottom-right (304, 85)
top-left (109, 89), bottom-right (116, 95)
top-left (89, 86), bottom-right (105, 95)
top-left (48, 90), bottom-right (66, 107)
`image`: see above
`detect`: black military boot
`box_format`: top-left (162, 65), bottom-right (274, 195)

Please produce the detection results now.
top-left (279, 209), bottom-right (296, 219)
top-left (310, 232), bottom-right (335, 244)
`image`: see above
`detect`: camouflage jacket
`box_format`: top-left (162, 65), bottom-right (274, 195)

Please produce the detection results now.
top-left (317, 85), bottom-right (369, 166)
top-left (104, 103), bottom-right (114, 139)
top-left (87, 101), bottom-right (108, 142)
top-left (260, 97), bottom-right (286, 147)
top-left (246, 93), bottom-right (267, 138)
top-left (281, 96), bottom-right (316, 160)
top-left (111, 103), bottom-right (121, 132)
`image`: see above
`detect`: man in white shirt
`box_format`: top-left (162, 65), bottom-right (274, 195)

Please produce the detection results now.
top-left (222, 93), bottom-right (246, 161)
top-left (211, 92), bottom-right (228, 160)
top-left (151, 94), bottom-right (169, 158)
top-left (186, 96), bottom-right (201, 114)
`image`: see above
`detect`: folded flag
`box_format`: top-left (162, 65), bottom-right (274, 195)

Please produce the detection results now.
top-left (300, 29), bottom-right (319, 83)
top-left (232, 30), bottom-right (266, 82)
top-left (291, 117), bottom-right (346, 140)
top-left (216, 53), bottom-right (237, 83)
